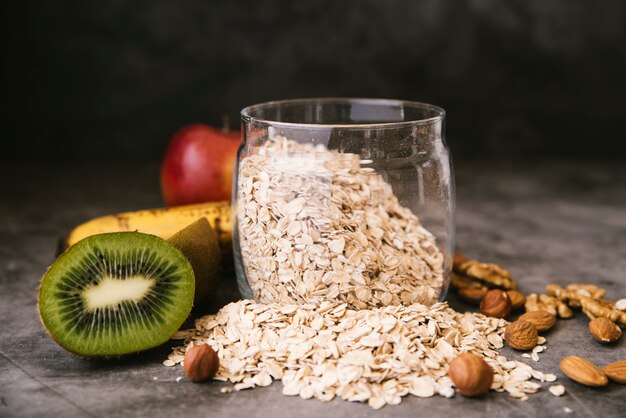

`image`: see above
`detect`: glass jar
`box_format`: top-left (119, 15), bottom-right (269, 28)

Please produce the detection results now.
top-left (234, 98), bottom-right (454, 308)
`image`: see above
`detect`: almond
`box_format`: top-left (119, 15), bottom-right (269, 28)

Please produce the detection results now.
top-left (480, 289), bottom-right (512, 319)
top-left (448, 352), bottom-right (494, 397)
top-left (519, 311), bottom-right (556, 332)
top-left (458, 287), bottom-right (488, 305)
top-left (559, 356), bottom-right (608, 387)
top-left (507, 290), bottom-right (526, 310)
top-left (604, 360), bottom-right (626, 384)
top-left (589, 317), bottom-right (622, 343)
top-left (184, 344), bottom-right (219, 382)
top-left (504, 320), bottom-right (538, 350)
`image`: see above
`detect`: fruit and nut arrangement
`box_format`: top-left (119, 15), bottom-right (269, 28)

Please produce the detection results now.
top-left (451, 252), bottom-right (626, 390)
top-left (36, 123), bottom-right (625, 410)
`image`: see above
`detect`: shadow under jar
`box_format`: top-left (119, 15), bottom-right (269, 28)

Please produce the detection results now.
top-left (234, 98), bottom-right (454, 309)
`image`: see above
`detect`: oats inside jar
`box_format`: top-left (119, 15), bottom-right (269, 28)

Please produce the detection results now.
top-left (236, 136), bottom-right (445, 308)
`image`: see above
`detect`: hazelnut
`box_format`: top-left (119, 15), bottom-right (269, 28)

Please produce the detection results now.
top-left (506, 290), bottom-right (526, 310)
top-left (589, 317), bottom-right (622, 343)
top-left (480, 289), bottom-right (512, 318)
top-left (505, 320), bottom-right (538, 351)
top-left (453, 252), bottom-right (468, 271)
top-left (448, 352), bottom-right (494, 397)
top-left (184, 344), bottom-right (219, 382)
top-left (518, 311), bottom-right (556, 332)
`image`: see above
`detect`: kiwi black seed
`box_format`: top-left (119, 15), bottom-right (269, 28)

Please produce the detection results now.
top-left (38, 232), bottom-right (195, 357)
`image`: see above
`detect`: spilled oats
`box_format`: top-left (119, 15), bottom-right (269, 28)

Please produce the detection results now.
top-left (166, 300), bottom-right (554, 408)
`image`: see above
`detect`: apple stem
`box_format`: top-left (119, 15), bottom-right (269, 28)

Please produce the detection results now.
top-left (222, 114), bottom-right (230, 133)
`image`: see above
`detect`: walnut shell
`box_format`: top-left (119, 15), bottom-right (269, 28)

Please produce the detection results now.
top-left (560, 356), bottom-right (608, 387)
top-left (589, 317), bottom-right (622, 343)
top-left (184, 344), bottom-right (219, 382)
top-left (504, 320), bottom-right (538, 350)
top-left (519, 311), bottom-right (556, 332)
top-left (480, 289), bottom-right (512, 319)
top-left (448, 352), bottom-right (494, 397)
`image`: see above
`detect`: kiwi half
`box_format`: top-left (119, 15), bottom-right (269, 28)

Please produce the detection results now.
top-left (38, 232), bottom-right (195, 357)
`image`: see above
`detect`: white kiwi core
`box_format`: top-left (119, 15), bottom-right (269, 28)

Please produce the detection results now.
top-left (82, 276), bottom-right (155, 310)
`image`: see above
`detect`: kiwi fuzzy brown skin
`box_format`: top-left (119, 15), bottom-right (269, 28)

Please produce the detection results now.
top-left (55, 235), bottom-right (67, 257)
top-left (167, 218), bottom-right (221, 304)
top-left (39, 232), bottom-right (195, 358)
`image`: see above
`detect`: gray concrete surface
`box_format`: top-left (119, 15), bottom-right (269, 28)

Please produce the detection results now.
top-left (0, 161), bottom-right (625, 418)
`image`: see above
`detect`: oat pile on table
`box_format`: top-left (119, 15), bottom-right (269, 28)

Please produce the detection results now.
top-left (237, 136), bottom-right (445, 308)
top-left (166, 300), bottom-right (555, 409)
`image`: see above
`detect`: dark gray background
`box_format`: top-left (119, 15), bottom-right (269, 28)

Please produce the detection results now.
top-left (2, 0), bottom-right (626, 163)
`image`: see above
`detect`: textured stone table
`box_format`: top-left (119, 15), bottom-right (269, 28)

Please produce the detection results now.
top-left (1, 161), bottom-right (624, 418)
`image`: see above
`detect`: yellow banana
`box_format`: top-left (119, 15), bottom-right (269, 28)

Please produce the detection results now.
top-left (63, 201), bottom-right (233, 251)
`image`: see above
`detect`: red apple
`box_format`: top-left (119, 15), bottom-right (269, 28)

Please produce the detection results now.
top-left (161, 124), bottom-right (240, 206)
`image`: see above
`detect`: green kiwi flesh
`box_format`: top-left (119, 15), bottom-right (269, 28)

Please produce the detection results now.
top-left (38, 232), bottom-right (195, 357)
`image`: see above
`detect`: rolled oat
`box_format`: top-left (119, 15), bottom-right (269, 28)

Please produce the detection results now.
top-left (236, 136), bottom-right (445, 308)
top-left (167, 300), bottom-right (554, 409)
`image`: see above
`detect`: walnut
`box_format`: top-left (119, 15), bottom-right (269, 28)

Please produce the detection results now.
top-left (580, 296), bottom-right (626, 327)
top-left (546, 283), bottom-right (608, 309)
top-left (525, 293), bottom-right (573, 319)
top-left (566, 283), bottom-right (606, 300)
top-left (451, 252), bottom-right (517, 296)
top-left (451, 272), bottom-right (487, 291)
top-left (456, 260), bottom-right (517, 290)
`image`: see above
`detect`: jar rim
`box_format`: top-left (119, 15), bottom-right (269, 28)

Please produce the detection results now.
top-left (240, 98), bottom-right (445, 129)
